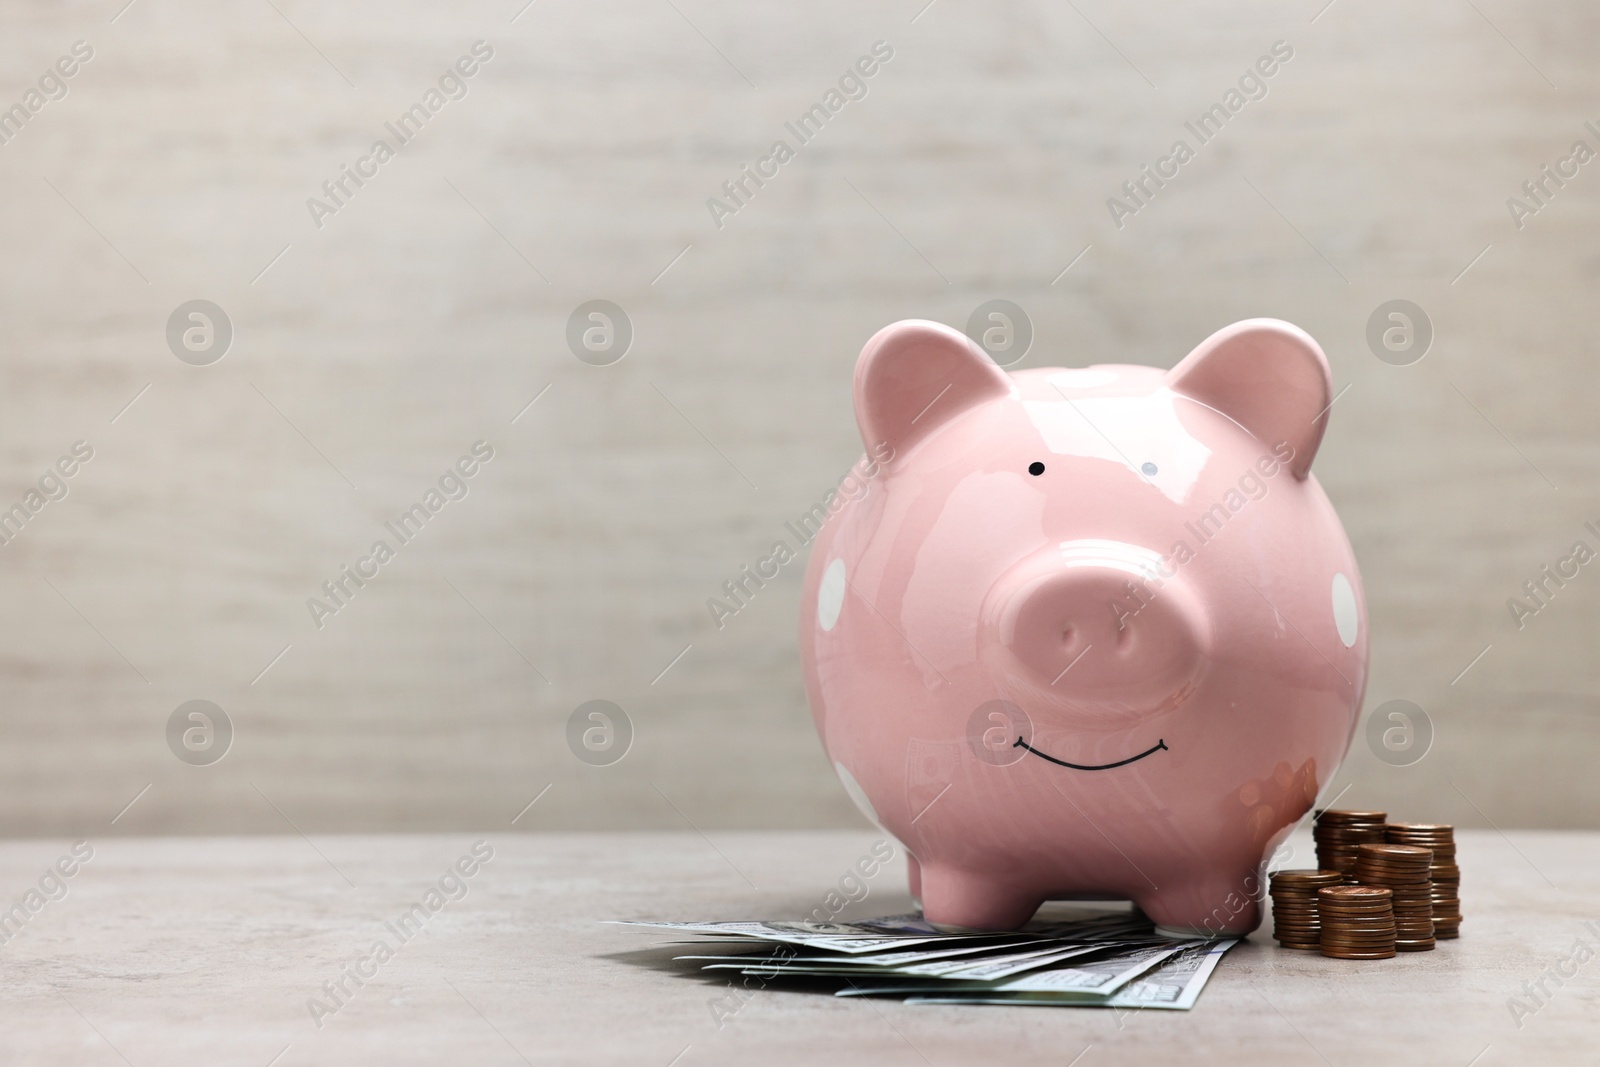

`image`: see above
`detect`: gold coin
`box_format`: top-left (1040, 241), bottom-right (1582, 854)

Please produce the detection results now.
top-left (1272, 868), bottom-right (1345, 881)
top-left (1320, 931), bottom-right (1397, 941)
top-left (1319, 885), bottom-right (1392, 900)
top-left (1319, 930), bottom-right (1396, 939)
top-left (1317, 808), bottom-right (1389, 821)
top-left (1356, 871), bottom-right (1429, 879)
top-left (1358, 843), bottom-right (1431, 858)
top-left (1357, 859), bottom-right (1431, 871)
top-left (1356, 859), bottom-right (1431, 872)
top-left (1319, 929), bottom-right (1397, 940)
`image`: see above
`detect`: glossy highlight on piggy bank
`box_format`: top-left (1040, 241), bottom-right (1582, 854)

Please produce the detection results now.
top-left (798, 318), bottom-right (1368, 934)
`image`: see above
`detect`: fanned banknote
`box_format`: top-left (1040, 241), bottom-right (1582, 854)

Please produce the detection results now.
top-left (905, 940), bottom-right (1240, 1007)
top-left (615, 907), bottom-right (1242, 1009)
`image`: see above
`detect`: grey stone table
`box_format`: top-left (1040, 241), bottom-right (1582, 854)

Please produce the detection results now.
top-left (0, 829), bottom-right (1593, 1065)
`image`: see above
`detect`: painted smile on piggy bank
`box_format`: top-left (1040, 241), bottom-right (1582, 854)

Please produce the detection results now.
top-left (798, 317), bottom-right (1369, 934)
top-left (1013, 735), bottom-right (1168, 771)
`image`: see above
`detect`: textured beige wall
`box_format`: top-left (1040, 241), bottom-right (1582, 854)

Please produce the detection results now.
top-left (0, 0), bottom-right (1595, 835)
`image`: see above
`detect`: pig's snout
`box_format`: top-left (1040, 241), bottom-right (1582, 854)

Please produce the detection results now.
top-left (984, 544), bottom-right (1208, 718)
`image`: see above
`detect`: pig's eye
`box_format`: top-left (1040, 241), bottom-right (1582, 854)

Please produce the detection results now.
top-left (1028, 461), bottom-right (1045, 476)
top-left (1141, 462), bottom-right (1158, 476)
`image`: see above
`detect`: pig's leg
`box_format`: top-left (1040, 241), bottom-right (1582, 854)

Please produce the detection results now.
top-left (919, 865), bottom-right (1041, 931)
top-left (906, 853), bottom-right (922, 908)
top-left (1134, 869), bottom-right (1262, 937)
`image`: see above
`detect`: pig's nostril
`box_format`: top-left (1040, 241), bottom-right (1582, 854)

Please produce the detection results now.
top-left (1060, 626), bottom-right (1074, 645)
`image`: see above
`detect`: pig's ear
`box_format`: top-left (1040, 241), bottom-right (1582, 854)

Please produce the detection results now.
top-left (854, 320), bottom-right (1011, 459)
top-left (1166, 318), bottom-right (1331, 480)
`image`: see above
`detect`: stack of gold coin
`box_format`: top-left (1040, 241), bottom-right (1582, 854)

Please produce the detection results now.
top-left (1387, 823), bottom-right (1460, 938)
top-left (1268, 869), bottom-right (1345, 949)
top-left (1354, 842), bottom-right (1432, 885)
top-left (1388, 883), bottom-right (1437, 951)
top-left (1353, 843), bottom-right (1434, 951)
top-left (1313, 809), bottom-right (1388, 881)
top-left (1317, 885), bottom-right (1396, 959)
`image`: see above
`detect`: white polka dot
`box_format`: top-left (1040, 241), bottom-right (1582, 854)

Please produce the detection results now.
top-left (834, 760), bottom-right (881, 827)
top-left (818, 558), bottom-right (847, 631)
top-left (1332, 572), bottom-right (1358, 648)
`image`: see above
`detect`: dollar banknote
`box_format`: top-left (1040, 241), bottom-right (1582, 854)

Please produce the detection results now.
top-left (614, 906), bottom-right (1242, 1009)
top-left (904, 940), bottom-right (1240, 1008)
top-left (832, 941), bottom-right (1191, 999)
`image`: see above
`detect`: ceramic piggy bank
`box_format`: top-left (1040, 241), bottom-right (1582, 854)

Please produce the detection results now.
top-left (799, 318), bottom-right (1368, 934)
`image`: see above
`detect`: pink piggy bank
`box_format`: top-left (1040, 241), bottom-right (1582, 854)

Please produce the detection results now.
top-left (799, 318), bottom-right (1368, 934)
